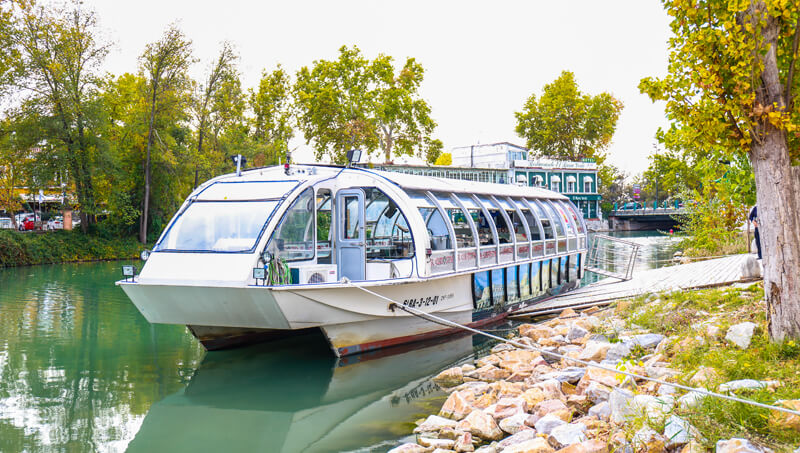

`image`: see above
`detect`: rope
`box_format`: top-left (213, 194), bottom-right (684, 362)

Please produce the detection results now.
top-left (346, 283), bottom-right (800, 418)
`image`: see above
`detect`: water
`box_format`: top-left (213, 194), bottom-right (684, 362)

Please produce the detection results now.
top-left (582, 230), bottom-right (682, 284)
top-left (0, 231), bottom-right (676, 452)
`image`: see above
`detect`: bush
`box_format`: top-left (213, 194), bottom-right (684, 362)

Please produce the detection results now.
top-left (0, 229), bottom-right (146, 267)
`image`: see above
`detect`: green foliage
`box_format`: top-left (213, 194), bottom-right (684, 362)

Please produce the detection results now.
top-left (515, 71), bottom-right (623, 161)
top-left (0, 229), bottom-right (146, 268)
top-left (294, 45), bottom-right (441, 164)
top-left (249, 65), bottom-right (294, 167)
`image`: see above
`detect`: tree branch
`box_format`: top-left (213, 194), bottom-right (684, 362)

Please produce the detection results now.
top-left (785, 14), bottom-right (800, 107)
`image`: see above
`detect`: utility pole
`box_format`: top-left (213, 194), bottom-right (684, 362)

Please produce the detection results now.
top-left (653, 143), bottom-right (660, 209)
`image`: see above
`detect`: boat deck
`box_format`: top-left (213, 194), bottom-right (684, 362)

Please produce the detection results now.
top-left (513, 254), bottom-right (760, 318)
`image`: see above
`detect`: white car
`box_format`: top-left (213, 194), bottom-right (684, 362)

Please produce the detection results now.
top-left (0, 217), bottom-right (12, 229)
top-left (47, 217), bottom-right (64, 230)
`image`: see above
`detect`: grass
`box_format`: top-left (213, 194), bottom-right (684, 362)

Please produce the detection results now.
top-left (0, 229), bottom-right (146, 267)
top-left (609, 284), bottom-right (800, 451)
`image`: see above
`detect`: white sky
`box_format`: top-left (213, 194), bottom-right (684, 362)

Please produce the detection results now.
top-left (84, 0), bottom-right (673, 177)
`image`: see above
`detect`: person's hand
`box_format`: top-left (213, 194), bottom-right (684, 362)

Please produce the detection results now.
top-left (752, 220), bottom-right (758, 228)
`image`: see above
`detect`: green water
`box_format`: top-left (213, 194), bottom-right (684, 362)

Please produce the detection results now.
top-left (0, 231), bottom-right (677, 452)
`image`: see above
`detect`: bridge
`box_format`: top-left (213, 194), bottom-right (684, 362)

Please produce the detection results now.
top-left (607, 207), bottom-right (685, 231)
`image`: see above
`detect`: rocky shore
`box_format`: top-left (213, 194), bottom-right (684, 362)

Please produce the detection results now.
top-left (390, 286), bottom-right (800, 453)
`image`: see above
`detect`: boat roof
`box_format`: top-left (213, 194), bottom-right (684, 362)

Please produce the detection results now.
top-left (205, 164), bottom-right (568, 201)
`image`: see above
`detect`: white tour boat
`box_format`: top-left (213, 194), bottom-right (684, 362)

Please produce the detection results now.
top-left (118, 162), bottom-right (588, 356)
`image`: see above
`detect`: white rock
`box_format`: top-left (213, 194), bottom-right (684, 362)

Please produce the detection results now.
top-left (567, 325), bottom-right (589, 341)
top-left (678, 390), bottom-right (707, 409)
top-left (632, 394), bottom-right (675, 421)
top-left (584, 381), bottom-right (612, 404)
top-left (388, 443), bottom-right (427, 453)
top-left (631, 426), bottom-right (666, 450)
top-left (718, 379), bottom-right (776, 393)
top-left (725, 322), bottom-right (758, 349)
top-left (609, 388), bottom-right (635, 424)
top-left (533, 413), bottom-right (566, 435)
top-left (605, 342), bottom-right (632, 361)
top-left (632, 333), bottom-right (666, 349)
top-left (663, 415), bottom-right (694, 448)
top-left (578, 340), bottom-right (612, 361)
top-left (495, 429), bottom-right (538, 450)
top-left (414, 415), bottom-right (458, 433)
top-left (588, 401), bottom-right (611, 420)
top-left (549, 423), bottom-right (587, 448)
top-left (418, 437), bottom-right (456, 449)
top-left (658, 383), bottom-right (677, 396)
top-left (539, 367), bottom-right (586, 384)
top-left (498, 413), bottom-right (533, 435)
top-left (715, 438), bottom-right (774, 452)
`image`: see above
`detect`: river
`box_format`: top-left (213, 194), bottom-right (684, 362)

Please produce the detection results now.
top-left (0, 231), bottom-right (679, 452)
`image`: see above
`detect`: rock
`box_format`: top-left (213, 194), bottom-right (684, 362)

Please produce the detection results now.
top-left (520, 325), bottom-right (557, 342)
top-left (631, 426), bottom-right (666, 452)
top-left (578, 366), bottom-right (622, 389)
top-left (605, 342), bottom-right (632, 362)
top-left (658, 384), bottom-right (676, 396)
top-left (458, 410), bottom-right (505, 441)
top-left (578, 341), bottom-right (612, 361)
top-left (534, 414), bottom-right (568, 435)
top-left (389, 443), bottom-right (428, 453)
top-left (609, 431), bottom-right (632, 453)
top-left (566, 394), bottom-right (591, 413)
top-left (541, 347), bottom-right (561, 364)
top-left (715, 438), bottom-right (774, 452)
top-left (521, 387), bottom-right (547, 408)
top-left (768, 399), bottom-right (800, 431)
top-left (631, 333), bottom-right (666, 349)
top-left (531, 379), bottom-right (566, 401)
top-left (498, 349), bottom-right (542, 365)
top-left (631, 395), bottom-right (675, 421)
top-left (492, 397), bottom-right (528, 420)
top-left (475, 447), bottom-right (497, 453)
top-left (533, 399), bottom-right (569, 418)
top-left (496, 429), bottom-right (539, 450)
top-left (680, 441), bottom-right (706, 453)
top-left (454, 431), bottom-right (475, 452)
top-left (548, 423), bottom-right (587, 448)
top-left (492, 343), bottom-right (516, 353)
top-left (741, 255), bottom-right (762, 279)
top-left (462, 363), bottom-right (477, 373)
top-left (587, 402), bottom-right (610, 420)
top-left (502, 438), bottom-right (556, 453)
top-left (468, 365), bottom-right (512, 382)
top-left (540, 335), bottom-right (567, 347)
top-left (441, 390), bottom-right (475, 420)
top-left (677, 390), bottom-right (707, 410)
top-left (499, 413), bottom-right (534, 435)
top-left (414, 415), bottom-right (459, 433)
top-left (477, 354), bottom-right (502, 368)
top-left (419, 437), bottom-right (457, 449)
top-left (664, 415), bottom-right (695, 448)
top-left (540, 368), bottom-right (586, 384)
top-left (689, 366), bottom-right (720, 386)
top-left (609, 388), bottom-right (635, 424)
top-left (438, 427), bottom-right (460, 440)
top-left (706, 324), bottom-right (722, 338)
top-left (490, 381), bottom-right (526, 398)
top-left (434, 366), bottom-right (465, 387)
top-left (567, 326), bottom-right (589, 342)
top-left (725, 322), bottom-right (758, 349)
top-left (583, 382), bottom-right (612, 404)
top-left (554, 439), bottom-right (608, 453)
top-left (473, 393), bottom-right (499, 409)
top-left (718, 379), bottom-right (779, 393)
top-left (560, 308), bottom-right (578, 318)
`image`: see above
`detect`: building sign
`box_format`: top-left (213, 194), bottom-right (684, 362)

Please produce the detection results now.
top-left (567, 194), bottom-right (601, 201)
top-left (633, 184), bottom-right (641, 200)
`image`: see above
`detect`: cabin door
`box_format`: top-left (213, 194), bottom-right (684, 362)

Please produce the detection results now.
top-left (336, 189), bottom-right (366, 281)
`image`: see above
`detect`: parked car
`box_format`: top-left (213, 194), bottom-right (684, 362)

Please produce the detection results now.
top-left (19, 217), bottom-right (35, 231)
top-left (47, 216), bottom-right (64, 230)
top-left (0, 217), bottom-right (12, 229)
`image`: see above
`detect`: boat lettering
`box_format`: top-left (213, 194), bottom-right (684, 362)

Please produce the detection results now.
top-left (480, 250), bottom-right (496, 259)
top-left (402, 292), bottom-right (454, 308)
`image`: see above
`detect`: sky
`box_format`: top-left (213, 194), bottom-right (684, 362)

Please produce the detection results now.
top-left (83, 0), bottom-right (673, 177)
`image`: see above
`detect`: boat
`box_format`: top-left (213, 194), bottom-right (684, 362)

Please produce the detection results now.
top-left (117, 163), bottom-right (588, 356)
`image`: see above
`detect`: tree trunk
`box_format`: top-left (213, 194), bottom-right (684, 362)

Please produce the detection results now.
top-left (749, 1), bottom-right (800, 340)
top-left (750, 132), bottom-right (800, 340)
top-left (141, 96), bottom-right (157, 244)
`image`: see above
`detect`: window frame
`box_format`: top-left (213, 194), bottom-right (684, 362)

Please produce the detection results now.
top-left (265, 187), bottom-right (317, 262)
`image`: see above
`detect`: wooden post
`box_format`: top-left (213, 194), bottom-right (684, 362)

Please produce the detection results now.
top-left (63, 209), bottom-right (73, 231)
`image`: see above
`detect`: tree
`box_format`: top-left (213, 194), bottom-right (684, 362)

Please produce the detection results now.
top-left (138, 24), bottom-right (195, 244)
top-left (7, 1), bottom-right (110, 232)
top-left (640, 1), bottom-right (800, 340)
top-left (294, 45), bottom-right (441, 164)
top-left (250, 65), bottom-right (294, 167)
top-left (434, 152), bottom-right (452, 166)
top-left (515, 71), bottom-right (623, 161)
top-left (193, 41), bottom-right (239, 187)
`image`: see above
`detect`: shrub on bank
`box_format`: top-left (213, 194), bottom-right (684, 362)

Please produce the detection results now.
top-left (0, 229), bottom-right (145, 267)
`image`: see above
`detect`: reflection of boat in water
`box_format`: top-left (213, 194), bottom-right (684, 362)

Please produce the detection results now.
top-left (127, 331), bottom-right (489, 453)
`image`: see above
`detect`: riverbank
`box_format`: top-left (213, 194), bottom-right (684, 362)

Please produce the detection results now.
top-left (393, 283), bottom-right (800, 452)
top-left (0, 230), bottom-right (146, 267)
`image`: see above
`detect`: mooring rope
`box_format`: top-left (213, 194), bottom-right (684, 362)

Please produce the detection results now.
top-left (347, 283), bottom-right (800, 417)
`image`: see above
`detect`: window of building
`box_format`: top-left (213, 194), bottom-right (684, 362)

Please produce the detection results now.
top-left (566, 181), bottom-right (576, 193)
top-left (584, 179), bottom-right (592, 193)
top-left (267, 187), bottom-right (315, 261)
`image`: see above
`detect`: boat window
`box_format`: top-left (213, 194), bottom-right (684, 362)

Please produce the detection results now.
top-left (316, 189), bottom-right (332, 263)
top-left (365, 188), bottom-right (414, 259)
top-left (155, 200), bottom-right (279, 252)
top-left (195, 180), bottom-right (298, 201)
top-left (552, 201), bottom-right (576, 235)
top-left (433, 193), bottom-right (475, 248)
top-left (477, 196), bottom-right (511, 244)
top-left (457, 194), bottom-right (495, 246)
top-left (508, 209), bottom-right (528, 242)
top-left (517, 205), bottom-right (541, 241)
top-left (540, 200), bottom-right (565, 237)
top-left (267, 188), bottom-right (315, 261)
top-left (343, 195), bottom-right (360, 239)
top-left (563, 201), bottom-right (585, 234)
top-left (528, 199), bottom-right (554, 240)
top-left (419, 207), bottom-right (452, 250)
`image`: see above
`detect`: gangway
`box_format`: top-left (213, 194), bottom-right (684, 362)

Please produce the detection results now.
top-left (584, 234), bottom-right (640, 281)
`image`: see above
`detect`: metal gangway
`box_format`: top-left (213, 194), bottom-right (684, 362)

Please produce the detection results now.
top-left (584, 234), bottom-right (640, 281)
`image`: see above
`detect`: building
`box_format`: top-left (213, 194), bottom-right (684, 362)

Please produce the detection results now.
top-left (371, 142), bottom-right (601, 220)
